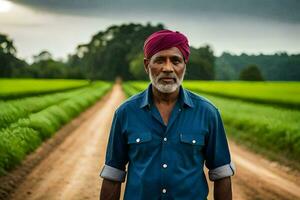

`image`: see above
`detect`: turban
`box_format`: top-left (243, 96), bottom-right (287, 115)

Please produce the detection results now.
top-left (143, 30), bottom-right (190, 62)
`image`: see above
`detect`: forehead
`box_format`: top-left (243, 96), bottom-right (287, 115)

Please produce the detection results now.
top-left (151, 47), bottom-right (183, 59)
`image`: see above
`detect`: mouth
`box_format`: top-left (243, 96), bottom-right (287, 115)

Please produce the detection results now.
top-left (159, 77), bottom-right (176, 83)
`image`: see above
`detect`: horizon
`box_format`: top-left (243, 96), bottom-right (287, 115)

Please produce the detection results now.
top-left (0, 0), bottom-right (299, 62)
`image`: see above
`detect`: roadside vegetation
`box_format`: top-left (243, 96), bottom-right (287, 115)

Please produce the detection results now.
top-left (0, 81), bottom-right (111, 175)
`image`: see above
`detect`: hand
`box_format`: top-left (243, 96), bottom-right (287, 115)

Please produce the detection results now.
top-left (100, 178), bottom-right (122, 200)
top-left (214, 177), bottom-right (232, 200)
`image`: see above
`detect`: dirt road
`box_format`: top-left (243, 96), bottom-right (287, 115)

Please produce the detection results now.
top-left (7, 84), bottom-right (300, 200)
top-left (9, 84), bottom-right (126, 200)
top-left (229, 141), bottom-right (300, 200)
top-left (206, 140), bottom-right (300, 200)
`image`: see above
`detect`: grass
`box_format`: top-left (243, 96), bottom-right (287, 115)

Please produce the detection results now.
top-left (0, 84), bottom-right (106, 129)
top-left (183, 81), bottom-right (300, 109)
top-left (0, 78), bottom-right (90, 100)
top-left (201, 93), bottom-right (300, 166)
top-left (0, 81), bottom-right (112, 175)
top-left (123, 81), bottom-right (300, 168)
top-left (125, 81), bottom-right (300, 109)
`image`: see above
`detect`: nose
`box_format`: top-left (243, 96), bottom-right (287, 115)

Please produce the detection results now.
top-left (162, 58), bottom-right (174, 73)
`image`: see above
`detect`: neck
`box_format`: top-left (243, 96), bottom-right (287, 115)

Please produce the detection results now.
top-left (152, 85), bottom-right (180, 105)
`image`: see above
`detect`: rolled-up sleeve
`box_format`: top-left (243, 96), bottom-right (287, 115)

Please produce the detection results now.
top-left (99, 109), bottom-right (128, 182)
top-left (204, 108), bottom-right (236, 181)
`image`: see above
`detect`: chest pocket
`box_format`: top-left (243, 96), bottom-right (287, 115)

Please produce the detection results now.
top-left (180, 132), bottom-right (205, 155)
top-left (180, 133), bottom-right (205, 145)
top-left (127, 131), bottom-right (153, 159)
top-left (127, 131), bottom-right (152, 144)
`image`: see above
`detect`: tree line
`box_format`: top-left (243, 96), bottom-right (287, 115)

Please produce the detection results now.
top-left (1, 23), bottom-right (299, 81)
top-left (216, 52), bottom-right (300, 81)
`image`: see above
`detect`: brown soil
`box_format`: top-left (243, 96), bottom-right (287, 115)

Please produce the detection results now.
top-left (229, 141), bottom-right (300, 200)
top-left (206, 141), bottom-right (300, 200)
top-left (1, 83), bottom-right (299, 200)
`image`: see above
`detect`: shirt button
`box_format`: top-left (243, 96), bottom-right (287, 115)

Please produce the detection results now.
top-left (192, 140), bottom-right (196, 144)
top-left (136, 138), bottom-right (141, 143)
top-left (163, 137), bottom-right (167, 142)
top-left (162, 188), bottom-right (167, 193)
top-left (162, 164), bottom-right (168, 168)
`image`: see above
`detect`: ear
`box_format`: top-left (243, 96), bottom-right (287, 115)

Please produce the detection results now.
top-left (144, 58), bottom-right (150, 74)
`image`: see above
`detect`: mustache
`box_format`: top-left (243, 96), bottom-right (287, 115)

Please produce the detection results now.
top-left (157, 73), bottom-right (178, 80)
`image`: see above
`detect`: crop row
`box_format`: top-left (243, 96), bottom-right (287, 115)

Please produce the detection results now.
top-left (0, 79), bottom-right (90, 100)
top-left (0, 83), bottom-right (110, 129)
top-left (0, 82), bottom-right (111, 175)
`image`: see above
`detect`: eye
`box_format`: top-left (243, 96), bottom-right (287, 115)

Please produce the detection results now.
top-left (172, 58), bottom-right (183, 65)
top-left (154, 58), bottom-right (164, 64)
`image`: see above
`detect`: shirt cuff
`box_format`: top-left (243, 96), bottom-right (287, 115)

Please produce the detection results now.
top-left (208, 162), bottom-right (236, 181)
top-left (99, 164), bottom-right (127, 182)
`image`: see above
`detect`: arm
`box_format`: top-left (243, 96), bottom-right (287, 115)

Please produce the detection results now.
top-left (204, 108), bottom-right (235, 198)
top-left (214, 177), bottom-right (232, 200)
top-left (99, 110), bottom-right (128, 199)
top-left (100, 178), bottom-right (121, 200)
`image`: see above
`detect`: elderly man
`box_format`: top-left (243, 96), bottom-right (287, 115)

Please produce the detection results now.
top-left (99, 30), bottom-right (235, 200)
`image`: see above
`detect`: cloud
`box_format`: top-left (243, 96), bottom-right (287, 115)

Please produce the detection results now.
top-left (10, 0), bottom-right (300, 23)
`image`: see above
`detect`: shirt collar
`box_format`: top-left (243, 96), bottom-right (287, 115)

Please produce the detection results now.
top-left (140, 83), bottom-right (194, 109)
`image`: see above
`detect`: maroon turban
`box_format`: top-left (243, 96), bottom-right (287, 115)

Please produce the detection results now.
top-left (143, 30), bottom-right (190, 62)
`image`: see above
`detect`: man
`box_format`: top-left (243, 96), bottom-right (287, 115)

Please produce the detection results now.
top-left (99, 30), bottom-right (235, 200)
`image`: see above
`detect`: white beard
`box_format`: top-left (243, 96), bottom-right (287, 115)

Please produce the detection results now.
top-left (149, 67), bottom-right (186, 93)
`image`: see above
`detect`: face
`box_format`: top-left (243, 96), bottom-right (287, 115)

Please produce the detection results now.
top-left (144, 47), bottom-right (186, 93)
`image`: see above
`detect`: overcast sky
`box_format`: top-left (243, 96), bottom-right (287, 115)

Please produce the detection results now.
top-left (0, 0), bottom-right (299, 62)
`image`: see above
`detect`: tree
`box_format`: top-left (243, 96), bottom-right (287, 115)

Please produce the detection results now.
top-left (33, 50), bottom-right (53, 63)
top-left (0, 33), bottom-right (27, 77)
top-left (71, 23), bottom-right (164, 81)
top-left (129, 52), bottom-right (148, 80)
top-left (215, 53), bottom-right (300, 81)
top-left (0, 34), bottom-right (16, 55)
top-left (215, 57), bottom-right (235, 80)
top-left (26, 50), bottom-right (69, 78)
top-left (239, 64), bottom-right (264, 81)
top-left (185, 46), bottom-right (215, 80)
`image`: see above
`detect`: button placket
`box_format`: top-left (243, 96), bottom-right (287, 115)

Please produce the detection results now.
top-left (161, 130), bottom-right (168, 198)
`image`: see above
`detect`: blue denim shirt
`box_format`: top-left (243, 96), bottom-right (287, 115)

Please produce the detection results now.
top-left (100, 84), bottom-right (235, 200)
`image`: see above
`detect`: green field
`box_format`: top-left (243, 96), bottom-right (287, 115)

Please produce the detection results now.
top-left (0, 80), bottom-right (111, 175)
top-left (123, 81), bottom-right (300, 168)
top-left (0, 79), bottom-right (90, 100)
top-left (127, 81), bottom-right (300, 109)
top-left (1, 79), bottom-right (299, 175)
top-left (0, 84), bottom-right (106, 129)
top-left (184, 81), bottom-right (300, 109)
